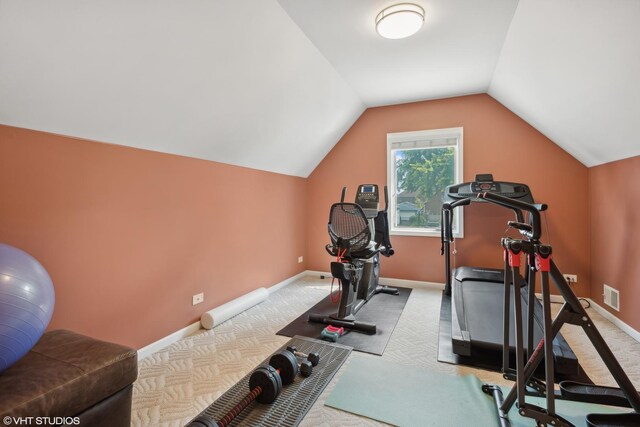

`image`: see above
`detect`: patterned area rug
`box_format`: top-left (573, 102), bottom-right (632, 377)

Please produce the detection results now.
top-left (132, 275), bottom-right (640, 427)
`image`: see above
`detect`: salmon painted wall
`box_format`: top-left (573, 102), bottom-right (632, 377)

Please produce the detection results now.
top-left (306, 94), bottom-right (591, 296)
top-left (589, 156), bottom-right (640, 331)
top-left (0, 125), bottom-right (306, 349)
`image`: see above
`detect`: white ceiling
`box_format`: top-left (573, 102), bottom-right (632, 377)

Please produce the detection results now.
top-left (0, 0), bottom-right (363, 177)
top-left (1, 0), bottom-right (638, 175)
top-left (489, 0), bottom-right (640, 167)
top-left (277, 0), bottom-right (518, 106)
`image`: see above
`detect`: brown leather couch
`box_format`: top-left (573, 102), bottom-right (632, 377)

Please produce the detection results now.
top-left (0, 330), bottom-right (138, 427)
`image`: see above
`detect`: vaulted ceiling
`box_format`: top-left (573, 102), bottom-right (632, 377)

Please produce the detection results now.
top-left (489, 0), bottom-right (640, 167)
top-left (1, 0), bottom-right (638, 176)
top-left (278, 0), bottom-right (518, 106)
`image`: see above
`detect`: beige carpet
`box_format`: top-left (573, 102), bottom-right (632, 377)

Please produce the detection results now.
top-left (132, 275), bottom-right (640, 426)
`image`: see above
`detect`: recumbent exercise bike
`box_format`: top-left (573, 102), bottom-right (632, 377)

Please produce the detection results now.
top-left (308, 184), bottom-right (398, 334)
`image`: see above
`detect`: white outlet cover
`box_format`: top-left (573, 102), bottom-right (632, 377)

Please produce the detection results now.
top-left (192, 293), bottom-right (204, 305)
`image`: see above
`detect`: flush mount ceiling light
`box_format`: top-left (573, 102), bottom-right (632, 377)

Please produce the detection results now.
top-left (375, 3), bottom-right (425, 40)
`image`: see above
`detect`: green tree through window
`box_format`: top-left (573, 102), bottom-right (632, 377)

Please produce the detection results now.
top-left (394, 147), bottom-right (455, 228)
top-left (388, 127), bottom-right (462, 236)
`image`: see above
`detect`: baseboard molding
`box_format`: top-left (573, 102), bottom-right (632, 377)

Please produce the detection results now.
top-left (303, 270), bottom-right (442, 290)
top-left (268, 270), bottom-right (307, 294)
top-left (534, 292), bottom-right (565, 304)
top-left (533, 293), bottom-right (640, 343)
top-left (138, 320), bottom-right (201, 360)
top-left (304, 270), bottom-right (331, 280)
top-left (588, 299), bottom-right (640, 344)
top-left (379, 276), bottom-right (443, 290)
top-left (138, 270), bottom-right (307, 360)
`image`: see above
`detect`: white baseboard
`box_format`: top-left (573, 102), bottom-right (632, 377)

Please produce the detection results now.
top-left (379, 276), bottom-right (443, 290)
top-left (534, 292), bottom-right (565, 304)
top-left (588, 299), bottom-right (640, 344)
top-left (533, 293), bottom-right (640, 343)
top-left (137, 270), bottom-right (307, 360)
top-left (268, 270), bottom-right (307, 294)
top-left (305, 270), bottom-right (336, 281)
top-left (138, 321), bottom-right (201, 360)
top-left (304, 270), bottom-right (442, 290)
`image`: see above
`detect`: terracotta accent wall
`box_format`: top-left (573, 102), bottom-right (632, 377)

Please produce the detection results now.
top-left (306, 94), bottom-right (591, 296)
top-left (0, 125), bottom-right (306, 349)
top-left (589, 156), bottom-right (640, 331)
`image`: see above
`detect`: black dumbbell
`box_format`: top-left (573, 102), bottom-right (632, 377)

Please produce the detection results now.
top-left (279, 347), bottom-right (313, 377)
top-left (299, 359), bottom-right (313, 377)
top-left (187, 351), bottom-right (299, 427)
top-left (287, 345), bottom-right (320, 366)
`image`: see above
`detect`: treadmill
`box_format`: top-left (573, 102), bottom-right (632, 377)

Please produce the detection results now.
top-left (440, 174), bottom-right (584, 380)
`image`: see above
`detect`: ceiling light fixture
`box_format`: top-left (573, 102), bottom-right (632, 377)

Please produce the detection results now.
top-left (375, 3), bottom-right (425, 40)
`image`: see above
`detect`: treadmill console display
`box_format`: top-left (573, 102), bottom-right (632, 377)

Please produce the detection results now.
top-left (471, 181), bottom-right (499, 193)
top-left (444, 174), bottom-right (534, 204)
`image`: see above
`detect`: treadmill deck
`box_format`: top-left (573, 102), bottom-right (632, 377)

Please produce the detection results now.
top-left (450, 266), bottom-right (579, 376)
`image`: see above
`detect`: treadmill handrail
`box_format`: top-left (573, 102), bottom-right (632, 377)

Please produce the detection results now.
top-left (441, 185), bottom-right (533, 295)
top-left (445, 195), bottom-right (527, 225)
top-left (443, 197), bottom-right (472, 211)
top-left (441, 197), bottom-right (471, 244)
top-left (479, 192), bottom-right (547, 241)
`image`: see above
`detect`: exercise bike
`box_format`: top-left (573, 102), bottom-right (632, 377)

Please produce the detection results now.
top-left (308, 184), bottom-right (398, 334)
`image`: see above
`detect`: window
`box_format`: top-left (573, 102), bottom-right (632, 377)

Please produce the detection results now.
top-left (387, 127), bottom-right (463, 237)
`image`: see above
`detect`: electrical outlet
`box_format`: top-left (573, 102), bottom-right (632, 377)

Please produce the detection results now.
top-left (298, 256), bottom-right (304, 263)
top-left (192, 293), bottom-right (204, 305)
top-left (563, 274), bottom-right (577, 284)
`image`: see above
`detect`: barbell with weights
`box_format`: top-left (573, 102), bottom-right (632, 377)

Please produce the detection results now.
top-left (187, 349), bottom-right (307, 427)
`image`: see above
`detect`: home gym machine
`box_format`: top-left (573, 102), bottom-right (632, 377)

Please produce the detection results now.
top-left (308, 184), bottom-right (398, 334)
top-left (479, 192), bottom-right (640, 427)
top-left (440, 174), bottom-right (582, 379)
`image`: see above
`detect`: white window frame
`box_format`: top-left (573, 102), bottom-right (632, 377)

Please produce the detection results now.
top-left (387, 127), bottom-right (464, 238)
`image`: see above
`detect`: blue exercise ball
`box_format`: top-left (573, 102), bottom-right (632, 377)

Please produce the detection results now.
top-left (0, 243), bottom-right (55, 373)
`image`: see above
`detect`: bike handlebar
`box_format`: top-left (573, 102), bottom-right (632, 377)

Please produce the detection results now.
top-left (325, 244), bottom-right (390, 259)
top-left (478, 192), bottom-right (547, 241)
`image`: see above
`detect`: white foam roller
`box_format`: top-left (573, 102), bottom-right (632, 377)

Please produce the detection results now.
top-left (200, 287), bottom-right (269, 329)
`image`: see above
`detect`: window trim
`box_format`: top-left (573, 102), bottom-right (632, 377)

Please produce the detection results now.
top-left (386, 127), bottom-right (464, 238)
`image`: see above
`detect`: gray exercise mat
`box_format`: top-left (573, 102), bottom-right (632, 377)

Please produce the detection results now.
top-left (325, 354), bottom-right (631, 427)
top-left (325, 353), bottom-right (497, 427)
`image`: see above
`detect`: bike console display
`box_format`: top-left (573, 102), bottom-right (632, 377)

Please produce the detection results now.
top-left (445, 174), bottom-right (534, 204)
top-left (355, 184), bottom-right (380, 218)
